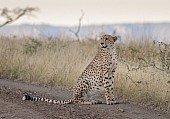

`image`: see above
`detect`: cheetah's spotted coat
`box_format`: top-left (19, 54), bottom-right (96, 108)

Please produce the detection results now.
top-left (22, 34), bottom-right (118, 105)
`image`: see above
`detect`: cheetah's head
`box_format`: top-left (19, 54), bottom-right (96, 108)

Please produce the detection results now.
top-left (100, 34), bottom-right (117, 48)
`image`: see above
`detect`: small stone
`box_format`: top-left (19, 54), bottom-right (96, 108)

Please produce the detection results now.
top-left (120, 109), bottom-right (125, 112)
top-left (0, 116), bottom-right (6, 119)
top-left (157, 114), bottom-right (160, 116)
top-left (59, 116), bottom-right (67, 119)
top-left (113, 101), bottom-right (119, 104)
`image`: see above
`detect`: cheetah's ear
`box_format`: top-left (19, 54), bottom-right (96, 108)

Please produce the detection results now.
top-left (112, 36), bottom-right (117, 42)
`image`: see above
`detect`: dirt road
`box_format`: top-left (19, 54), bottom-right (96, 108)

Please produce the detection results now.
top-left (0, 79), bottom-right (169, 119)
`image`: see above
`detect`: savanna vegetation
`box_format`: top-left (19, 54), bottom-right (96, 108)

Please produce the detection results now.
top-left (0, 35), bottom-right (170, 110)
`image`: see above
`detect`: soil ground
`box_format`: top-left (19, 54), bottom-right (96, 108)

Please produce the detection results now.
top-left (0, 78), bottom-right (170, 119)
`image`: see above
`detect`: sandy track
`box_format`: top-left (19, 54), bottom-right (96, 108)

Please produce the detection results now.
top-left (0, 79), bottom-right (169, 119)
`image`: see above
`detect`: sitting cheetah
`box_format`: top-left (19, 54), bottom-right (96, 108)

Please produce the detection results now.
top-left (22, 34), bottom-right (118, 105)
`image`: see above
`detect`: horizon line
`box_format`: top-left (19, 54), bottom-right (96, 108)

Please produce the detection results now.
top-left (7, 21), bottom-right (170, 27)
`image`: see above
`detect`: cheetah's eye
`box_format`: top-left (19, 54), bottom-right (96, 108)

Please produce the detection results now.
top-left (105, 38), bottom-right (108, 40)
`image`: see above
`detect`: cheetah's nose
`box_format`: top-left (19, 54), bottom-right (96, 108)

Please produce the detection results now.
top-left (100, 43), bottom-right (104, 45)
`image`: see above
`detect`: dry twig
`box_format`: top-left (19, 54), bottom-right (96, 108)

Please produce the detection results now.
top-left (69, 10), bottom-right (84, 40)
top-left (0, 7), bottom-right (39, 28)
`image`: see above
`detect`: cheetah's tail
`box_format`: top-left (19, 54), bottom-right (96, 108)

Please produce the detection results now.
top-left (22, 94), bottom-right (73, 104)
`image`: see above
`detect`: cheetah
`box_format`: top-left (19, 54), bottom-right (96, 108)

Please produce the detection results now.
top-left (22, 34), bottom-right (118, 105)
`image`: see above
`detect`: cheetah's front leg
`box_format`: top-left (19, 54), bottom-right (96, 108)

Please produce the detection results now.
top-left (103, 77), bottom-right (117, 105)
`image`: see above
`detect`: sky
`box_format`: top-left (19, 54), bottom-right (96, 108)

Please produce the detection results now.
top-left (0, 0), bottom-right (170, 26)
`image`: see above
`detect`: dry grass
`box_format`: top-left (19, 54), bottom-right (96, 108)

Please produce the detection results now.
top-left (0, 36), bottom-right (98, 87)
top-left (0, 35), bottom-right (170, 110)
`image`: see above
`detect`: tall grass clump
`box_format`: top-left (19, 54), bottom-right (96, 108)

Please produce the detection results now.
top-left (0, 35), bottom-right (170, 110)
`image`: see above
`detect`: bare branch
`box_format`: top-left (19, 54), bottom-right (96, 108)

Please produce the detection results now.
top-left (69, 10), bottom-right (84, 40)
top-left (0, 7), bottom-right (39, 28)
